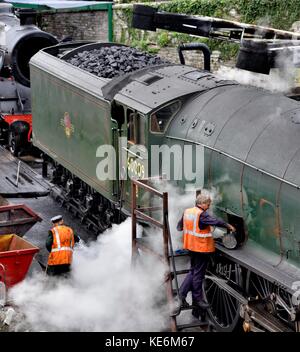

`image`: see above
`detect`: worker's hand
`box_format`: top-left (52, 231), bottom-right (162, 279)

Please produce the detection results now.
top-left (227, 224), bottom-right (236, 233)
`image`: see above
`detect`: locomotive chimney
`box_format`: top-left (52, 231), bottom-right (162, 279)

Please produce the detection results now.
top-left (16, 8), bottom-right (37, 26)
top-left (0, 5), bottom-right (58, 87)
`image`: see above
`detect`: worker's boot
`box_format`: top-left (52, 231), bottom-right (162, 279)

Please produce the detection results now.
top-left (192, 306), bottom-right (201, 319)
top-left (181, 297), bottom-right (189, 309)
top-left (170, 297), bottom-right (189, 316)
top-left (194, 299), bottom-right (210, 310)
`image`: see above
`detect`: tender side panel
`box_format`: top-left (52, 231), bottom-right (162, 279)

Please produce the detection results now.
top-left (31, 64), bottom-right (117, 203)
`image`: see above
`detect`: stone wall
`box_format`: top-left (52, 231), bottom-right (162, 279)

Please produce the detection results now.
top-left (113, 9), bottom-right (221, 72)
top-left (157, 47), bottom-right (221, 72)
top-left (37, 10), bottom-right (109, 42)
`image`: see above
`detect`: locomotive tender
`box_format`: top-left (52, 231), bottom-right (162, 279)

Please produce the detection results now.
top-left (29, 11), bottom-right (300, 332)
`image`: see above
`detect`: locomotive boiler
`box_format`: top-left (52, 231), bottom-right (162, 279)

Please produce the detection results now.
top-left (0, 3), bottom-right (57, 155)
top-left (28, 7), bottom-right (300, 332)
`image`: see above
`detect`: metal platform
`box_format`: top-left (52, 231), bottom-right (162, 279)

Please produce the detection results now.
top-left (217, 241), bottom-right (300, 294)
top-left (0, 147), bottom-right (49, 198)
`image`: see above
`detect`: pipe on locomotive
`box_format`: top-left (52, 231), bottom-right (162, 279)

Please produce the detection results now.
top-left (177, 43), bottom-right (211, 72)
top-left (0, 3), bottom-right (58, 86)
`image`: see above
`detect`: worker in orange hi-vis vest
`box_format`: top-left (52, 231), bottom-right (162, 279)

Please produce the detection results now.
top-left (46, 215), bottom-right (80, 277)
top-left (175, 192), bottom-right (235, 316)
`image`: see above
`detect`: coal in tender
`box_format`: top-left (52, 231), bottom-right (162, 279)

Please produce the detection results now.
top-left (65, 46), bottom-right (169, 79)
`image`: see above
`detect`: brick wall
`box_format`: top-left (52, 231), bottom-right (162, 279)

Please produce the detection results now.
top-left (38, 10), bottom-right (109, 42)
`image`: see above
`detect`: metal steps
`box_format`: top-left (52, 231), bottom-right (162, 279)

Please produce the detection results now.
top-left (131, 178), bottom-right (214, 332)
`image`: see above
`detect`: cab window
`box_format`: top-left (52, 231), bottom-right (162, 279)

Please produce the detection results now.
top-left (150, 101), bottom-right (181, 134)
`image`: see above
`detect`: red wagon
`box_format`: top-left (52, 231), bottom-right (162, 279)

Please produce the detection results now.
top-left (0, 234), bottom-right (39, 288)
top-left (0, 204), bottom-right (42, 237)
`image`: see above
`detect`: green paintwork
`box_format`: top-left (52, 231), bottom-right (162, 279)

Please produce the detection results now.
top-left (31, 63), bottom-right (118, 203)
top-left (160, 136), bottom-right (300, 269)
top-left (29, 46), bottom-right (300, 278)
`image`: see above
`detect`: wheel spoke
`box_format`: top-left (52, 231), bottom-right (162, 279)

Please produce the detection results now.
top-left (215, 287), bottom-right (220, 319)
top-left (224, 293), bottom-right (235, 322)
top-left (205, 281), bottom-right (215, 295)
top-left (251, 279), bottom-right (264, 298)
top-left (210, 283), bottom-right (218, 304)
top-left (257, 276), bottom-right (269, 298)
top-left (205, 262), bottom-right (242, 331)
top-left (227, 291), bottom-right (237, 313)
top-left (222, 293), bottom-right (231, 326)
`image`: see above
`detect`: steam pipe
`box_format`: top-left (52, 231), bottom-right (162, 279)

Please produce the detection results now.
top-left (178, 43), bottom-right (211, 72)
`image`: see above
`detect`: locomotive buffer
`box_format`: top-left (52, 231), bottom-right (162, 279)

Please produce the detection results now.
top-left (131, 178), bottom-right (213, 332)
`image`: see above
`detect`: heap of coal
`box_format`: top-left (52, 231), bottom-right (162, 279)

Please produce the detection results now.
top-left (65, 45), bottom-right (169, 79)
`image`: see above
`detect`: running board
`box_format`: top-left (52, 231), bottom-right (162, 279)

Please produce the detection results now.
top-left (177, 321), bottom-right (210, 331)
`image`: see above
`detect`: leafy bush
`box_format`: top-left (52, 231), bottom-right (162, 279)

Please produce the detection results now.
top-left (116, 0), bottom-right (300, 60)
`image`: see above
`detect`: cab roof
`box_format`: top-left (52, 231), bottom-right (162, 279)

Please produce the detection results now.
top-left (102, 64), bottom-right (237, 114)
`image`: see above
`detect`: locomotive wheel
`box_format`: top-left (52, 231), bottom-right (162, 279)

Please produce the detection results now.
top-left (8, 131), bottom-right (21, 156)
top-left (246, 271), bottom-right (295, 329)
top-left (204, 259), bottom-right (243, 331)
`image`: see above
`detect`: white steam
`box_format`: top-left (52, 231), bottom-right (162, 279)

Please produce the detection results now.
top-left (9, 219), bottom-right (169, 332)
top-left (217, 64), bottom-right (297, 92)
top-left (9, 182), bottom-right (222, 331)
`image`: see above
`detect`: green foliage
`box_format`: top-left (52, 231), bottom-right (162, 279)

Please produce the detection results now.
top-left (116, 0), bottom-right (300, 59)
top-left (157, 31), bottom-right (171, 47)
top-left (147, 46), bottom-right (160, 54)
top-left (161, 0), bottom-right (300, 30)
top-left (161, 0), bottom-right (228, 17)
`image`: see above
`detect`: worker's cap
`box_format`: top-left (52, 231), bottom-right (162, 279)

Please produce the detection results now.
top-left (51, 215), bottom-right (63, 223)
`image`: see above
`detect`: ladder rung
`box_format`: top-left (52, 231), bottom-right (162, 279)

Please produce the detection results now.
top-left (168, 252), bottom-right (189, 258)
top-left (180, 305), bottom-right (194, 311)
top-left (177, 321), bottom-right (209, 330)
top-left (170, 269), bottom-right (189, 276)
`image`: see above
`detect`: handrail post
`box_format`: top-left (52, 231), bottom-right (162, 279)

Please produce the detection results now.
top-left (163, 192), bottom-right (177, 332)
top-left (162, 192), bottom-right (169, 262)
top-left (131, 181), bottom-right (138, 266)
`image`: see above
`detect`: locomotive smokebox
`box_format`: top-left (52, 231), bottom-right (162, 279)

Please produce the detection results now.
top-left (0, 4), bottom-right (58, 87)
top-left (236, 40), bottom-right (270, 75)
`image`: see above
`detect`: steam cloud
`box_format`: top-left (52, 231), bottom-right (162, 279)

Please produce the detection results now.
top-left (217, 64), bottom-right (296, 92)
top-left (8, 183), bottom-right (220, 331)
top-left (9, 219), bottom-right (168, 332)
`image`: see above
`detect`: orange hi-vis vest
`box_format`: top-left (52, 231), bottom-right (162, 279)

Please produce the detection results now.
top-left (183, 207), bottom-right (215, 253)
top-left (47, 225), bottom-right (75, 266)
